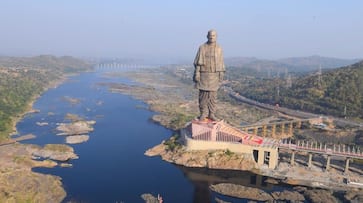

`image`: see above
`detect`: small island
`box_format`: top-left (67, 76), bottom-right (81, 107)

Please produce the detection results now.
top-left (0, 56), bottom-right (93, 202)
top-left (110, 66), bottom-right (363, 202)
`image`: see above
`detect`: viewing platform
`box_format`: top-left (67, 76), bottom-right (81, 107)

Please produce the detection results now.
top-left (181, 119), bottom-right (363, 173)
top-left (181, 120), bottom-right (279, 169)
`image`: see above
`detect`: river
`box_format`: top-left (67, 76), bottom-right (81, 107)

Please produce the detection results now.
top-left (16, 69), bottom-right (288, 203)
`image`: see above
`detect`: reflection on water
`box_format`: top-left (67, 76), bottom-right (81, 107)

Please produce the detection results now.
top-left (178, 166), bottom-right (287, 203)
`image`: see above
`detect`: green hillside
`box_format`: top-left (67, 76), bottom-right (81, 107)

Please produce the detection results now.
top-left (0, 56), bottom-right (92, 141)
top-left (231, 60), bottom-right (363, 118)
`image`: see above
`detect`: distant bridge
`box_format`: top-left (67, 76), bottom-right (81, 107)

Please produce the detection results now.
top-left (94, 63), bottom-right (160, 70)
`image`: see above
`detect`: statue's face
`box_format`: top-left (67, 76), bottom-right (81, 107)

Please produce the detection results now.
top-left (207, 31), bottom-right (217, 44)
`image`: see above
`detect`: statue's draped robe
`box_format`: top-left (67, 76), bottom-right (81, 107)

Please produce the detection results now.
top-left (194, 43), bottom-right (225, 91)
top-left (193, 42), bottom-right (225, 119)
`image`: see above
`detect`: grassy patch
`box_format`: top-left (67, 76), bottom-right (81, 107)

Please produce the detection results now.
top-left (163, 134), bottom-right (181, 151)
top-left (224, 149), bottom-right (234, 156)
top-left (169, 113), bottom-right (195, 129)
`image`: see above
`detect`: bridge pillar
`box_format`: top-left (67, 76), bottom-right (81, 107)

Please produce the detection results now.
top-left (296, 121), bottom-right (302, 129)
top-left (344, 158), bottom-right (350, 174)
top-left (325, 156), bottom-right (331, 171)
top-left (271, 125), bottom-right (276, 138)
top-left (290, 151), bottom-right (295, 166)
top-left (280, 123), bottom-right (285, 135)
top-left (308, 153), bottom-right (313, 168)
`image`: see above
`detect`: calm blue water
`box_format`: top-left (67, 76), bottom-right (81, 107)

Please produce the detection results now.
top-left (16, 70), bottom-right (288, 203)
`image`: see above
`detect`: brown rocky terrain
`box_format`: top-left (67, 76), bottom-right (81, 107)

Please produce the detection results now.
top-left (108, 68), bottom-right (363, 202)
top-left (105, 69), bottom-right (274, 130)
top-left (145, 137), bottom-right (258, 172)
top-left (0, 143), bottom-right (78, 202)
top-left (0, 113), bottom-right (94, 202)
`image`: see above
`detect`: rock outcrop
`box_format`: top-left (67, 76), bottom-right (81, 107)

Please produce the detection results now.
top-left (0, 144), bottom-right (67, 202)
top-left (141, 193), bottom-right (162, 203)
top-left (145, 139), bottom-right (258, 171)
top-left (65, 135), bottom-right (89, 144)
top-left (210, 183), bottom-right (274, 201)
top-left (31, 144), bottom-right (78, 161)
top-left (56, 120), bottom-right (95, 136)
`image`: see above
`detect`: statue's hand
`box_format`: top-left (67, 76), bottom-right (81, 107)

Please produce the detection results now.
top-left (193, 71), bottom-right (200, 83)
top-left (219, 72), bottom-right (224, 82)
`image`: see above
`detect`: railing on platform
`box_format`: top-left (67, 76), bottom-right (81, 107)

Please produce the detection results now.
top-left (279, 139), bottom-right (363, 159)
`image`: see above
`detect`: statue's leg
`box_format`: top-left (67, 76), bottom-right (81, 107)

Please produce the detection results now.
top-left (208, 91), bottom-right (218, 121)
top-left (198, 90), bottom-right (208, 120)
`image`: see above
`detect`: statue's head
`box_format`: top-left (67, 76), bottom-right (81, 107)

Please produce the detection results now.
top-left (207, 29), bottom-right (217, 44)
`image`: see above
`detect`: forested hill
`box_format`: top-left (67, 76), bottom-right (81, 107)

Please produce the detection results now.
top-left (225, 56), bottom-right (360, 74)
top-left (0, 56), bottom-right (92, 141)
top-left (231, 60), bottom-right (363, 119)
top-left (0, 55), bottom-right (91, 72)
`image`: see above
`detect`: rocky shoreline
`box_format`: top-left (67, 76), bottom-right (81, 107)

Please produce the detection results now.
top-left (0, 79), bottom-right (96, 203)
top-left (145, 136), bottom-right (363, 202)
top-left (0, 76), bottom-right (73, 202)
top-left (0, 116), bottom-right (95, 202)
top-left (110, 69), bottom-right (363, 202)
top-left (145, 136), bottom-right (258, 172)
top-left (0, 143), bottom-right (76, 202)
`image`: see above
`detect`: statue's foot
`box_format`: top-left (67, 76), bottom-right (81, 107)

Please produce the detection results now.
top-left (199, 115), bottom-right (208, 122)
top-left (208, 115), bottom-right (219, 122)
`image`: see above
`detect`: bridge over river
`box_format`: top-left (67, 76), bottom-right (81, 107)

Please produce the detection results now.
top-left (279, 139), bottom-right (362, 173)
top-left (183, 118), bottom-right (362, 176)
top-left (94, 63), bottom-right (161, 70)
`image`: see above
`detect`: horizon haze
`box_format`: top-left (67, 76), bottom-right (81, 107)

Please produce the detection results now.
top-left (1, 1), bottom-right (362, 63)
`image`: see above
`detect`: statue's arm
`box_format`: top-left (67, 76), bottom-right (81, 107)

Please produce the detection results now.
top-left (219, 71), bottom-right (224, 82)
top-left (193, 65), bottom-right (200, 83)
top-left (219, 47), bottom-right (225, 82)
top-left (193, 46), bottom-right (202, 83)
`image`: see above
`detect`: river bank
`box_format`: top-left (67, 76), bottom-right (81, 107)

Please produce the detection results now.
top-left (2, 70), bottom-right (198, 203)
top-left (109, 68), bottom-right (363, 202)
top-left (7, 74), bottom-right (69, 139)
top-left (0, 142), bottom-right (77, 202)
top-left (0, 56), bottom-right (97, 202)
top-left (0, 73), bottom-right (96, 202)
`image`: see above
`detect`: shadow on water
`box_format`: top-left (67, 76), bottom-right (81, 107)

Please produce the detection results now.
top-left (177, 165), bottom-right (291, 203)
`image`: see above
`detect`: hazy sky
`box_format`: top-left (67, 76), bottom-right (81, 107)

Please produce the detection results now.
top-left (1, 0), bottom-right (362, 62)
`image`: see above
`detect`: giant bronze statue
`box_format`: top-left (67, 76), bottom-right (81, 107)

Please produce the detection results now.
top-left (193, 30), bottom-right (225, 121)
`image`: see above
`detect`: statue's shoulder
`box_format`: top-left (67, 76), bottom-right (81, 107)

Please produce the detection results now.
top-left (199, 43), bottom-right (208, 49)
top-left (215, 43), bottom-right (223, 49)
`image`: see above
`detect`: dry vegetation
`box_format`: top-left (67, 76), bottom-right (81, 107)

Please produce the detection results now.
top-left (106, 68), bottom-right (275, 130)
